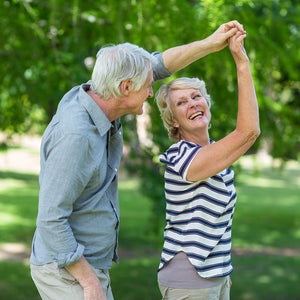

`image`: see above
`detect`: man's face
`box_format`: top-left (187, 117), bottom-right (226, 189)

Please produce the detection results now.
top-left (124, 70), bottom-right (154, 115)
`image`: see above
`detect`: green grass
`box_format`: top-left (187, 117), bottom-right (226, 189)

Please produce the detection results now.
top-left (231, 256), bottom-right (300, 300)
top-left (233, 160), bottom-right (300, 250)
top-left (0, 155), bottom-right (300, 300)
top-left (0, 261), bottom-right (40, 300)
top-left (0, 170), bottom-right (40, 300)
top-left (0, 171), bottom-right (39, 246)
top-left (111, 178), bottom-right (162, 300)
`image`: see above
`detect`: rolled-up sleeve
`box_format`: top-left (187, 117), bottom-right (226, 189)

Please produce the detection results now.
top-left (36, 134), bottom-right (94, 268)
top-left (152, 51), bottom-right (172, 82)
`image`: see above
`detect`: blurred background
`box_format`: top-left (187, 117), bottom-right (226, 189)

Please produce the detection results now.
top-left (0, 0), bottom-right (299, 299)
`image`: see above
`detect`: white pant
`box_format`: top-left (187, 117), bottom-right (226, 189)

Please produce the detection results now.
top-left (159, 276), bottom-right (230, 300)
top-left (31, 263), bottom-right (114, 300)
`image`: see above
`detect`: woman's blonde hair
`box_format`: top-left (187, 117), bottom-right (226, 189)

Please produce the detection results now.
top-left (155, 77), bottom-right (211, 142)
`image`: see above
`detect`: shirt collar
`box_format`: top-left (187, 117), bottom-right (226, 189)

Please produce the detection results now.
top-left (79, 81), bottom-right (115, 136)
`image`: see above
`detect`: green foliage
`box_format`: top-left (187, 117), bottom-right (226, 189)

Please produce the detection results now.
top-left (228, 0), bottom-right (300, 161)
top-left (1, 0), bottom-right (300, 233)
top-left (133, 0), bottom-right (300, 232)
top-left (1, 0), bottom-right (299, 147)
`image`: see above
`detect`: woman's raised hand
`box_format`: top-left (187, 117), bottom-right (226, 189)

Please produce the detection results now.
top-left (228, 30), bottom-right (249, 65)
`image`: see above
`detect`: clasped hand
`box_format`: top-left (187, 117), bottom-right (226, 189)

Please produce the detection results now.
top-left (228, 29), bottom-right (249, 64)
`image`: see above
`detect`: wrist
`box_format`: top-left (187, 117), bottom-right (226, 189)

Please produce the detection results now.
top-left (202, 36), bottom-right (220, 53)
top-left (236, 62), bottom-right (250, 72)
top-left (79, 273), bottom-right (100, 289)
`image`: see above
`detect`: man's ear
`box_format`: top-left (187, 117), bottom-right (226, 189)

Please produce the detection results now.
top-left (119, 79), bottom-right (133, 96)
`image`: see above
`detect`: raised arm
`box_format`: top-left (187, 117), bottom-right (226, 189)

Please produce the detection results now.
top-left (162, 20), bottom-right (245, 74)
top-left (186, 31), bottom-right (260, 182)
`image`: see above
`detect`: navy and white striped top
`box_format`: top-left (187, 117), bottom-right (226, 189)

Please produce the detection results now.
top-left (158, 140), bottom-right (237, 278)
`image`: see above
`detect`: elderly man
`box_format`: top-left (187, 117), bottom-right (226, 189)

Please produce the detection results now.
top-left (30, 21), bottom-right (244, 300)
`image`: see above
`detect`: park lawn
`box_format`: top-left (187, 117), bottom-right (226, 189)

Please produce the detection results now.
top-left (0, 156), bottom-right (299, 300)
top-left (112, 157), bottom-right (300, 300)
top-left (0, 170), bottom-right (40, 300)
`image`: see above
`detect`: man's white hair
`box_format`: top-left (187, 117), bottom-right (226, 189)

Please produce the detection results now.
top-left (91, 43), bottom-right (156, 100)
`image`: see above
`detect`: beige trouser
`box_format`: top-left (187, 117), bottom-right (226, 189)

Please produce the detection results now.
top-left (30, 263), bottom-right (114, 300)
top-left (159, 276), bottom-right (230, 300)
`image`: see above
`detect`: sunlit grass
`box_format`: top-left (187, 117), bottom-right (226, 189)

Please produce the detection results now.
top-left (0, 179), bottom-right (26, 190)
top-left (0, 212), bottom-right (29, 226)
top-left (0, 154), bottom-right (299, 300)
top-left (118, 175), bottom-right (161, 252)
top-left (115, 157), bottom-right (300, 299)
top-left (0, 179), bottom-right (37, 227)
top-left (0, 171), bottom-right (39, 246)
top-left (118, 178), bottom-right (140, 190)
top-left (231, 160), bottom-right (300, 251)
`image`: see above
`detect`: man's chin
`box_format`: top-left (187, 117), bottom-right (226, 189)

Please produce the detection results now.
top-left (137, 106), bottom-right (144, 115)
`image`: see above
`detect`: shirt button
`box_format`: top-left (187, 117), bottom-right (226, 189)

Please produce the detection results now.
top-left (119, 131), bottom-right (121, 135)
top-left (115, 168), bottom-right (118, 172)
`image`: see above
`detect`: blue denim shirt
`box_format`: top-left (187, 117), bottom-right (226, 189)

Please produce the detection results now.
top-left (30, 52), bottom-right (171, 269)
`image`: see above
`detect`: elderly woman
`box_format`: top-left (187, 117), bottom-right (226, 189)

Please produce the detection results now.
top-left (155, 31), bottom-right (260, 300)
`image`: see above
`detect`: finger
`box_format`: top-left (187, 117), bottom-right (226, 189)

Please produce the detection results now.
top-left (232, 30), bottom-right (245, 42)
top-left (224, 23), bottom-right (231, 31)
top-left (225, 27), bottom-right (238, 38)
top-left (235, 33), bottom-right (247, 44)
top-left (229, 20), bottom-right (245, 32)
top-left (227, 29), bottom-right (243, 44)
top-left (228, 33), bottom-right (246, 51)
top-left (226, 20), bottom-right (246, 33)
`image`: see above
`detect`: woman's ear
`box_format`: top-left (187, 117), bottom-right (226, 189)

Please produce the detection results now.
top-left (173, 121), bottom-right (179, 128)
top-left (120, 79), bottom-right (133, 96)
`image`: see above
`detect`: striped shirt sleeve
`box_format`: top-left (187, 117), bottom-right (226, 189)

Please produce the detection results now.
top-left (159, 141), bottom-right (201, 181)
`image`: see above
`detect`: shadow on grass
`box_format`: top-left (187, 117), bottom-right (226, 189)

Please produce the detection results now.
top-left (0, 170), bottom-right (39, 184)
top-left (111, 256), bottom-right (161, 300)
top-left (231, 255), bottom-right (300, 300)
top-left (0, 261), bottom-right (39, 300)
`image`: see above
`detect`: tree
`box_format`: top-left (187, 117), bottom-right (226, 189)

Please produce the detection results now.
top-left (128, 0), bottom-right (300, 232)
top-left (0, 0), bottom-right (299, 232)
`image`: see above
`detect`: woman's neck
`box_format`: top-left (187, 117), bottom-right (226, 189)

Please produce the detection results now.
top-left (180, 130), bottom-right (210, 146)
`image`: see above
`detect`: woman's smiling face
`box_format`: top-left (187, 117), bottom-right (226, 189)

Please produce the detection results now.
top-left (168, 88), bottom-right (211, 138)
